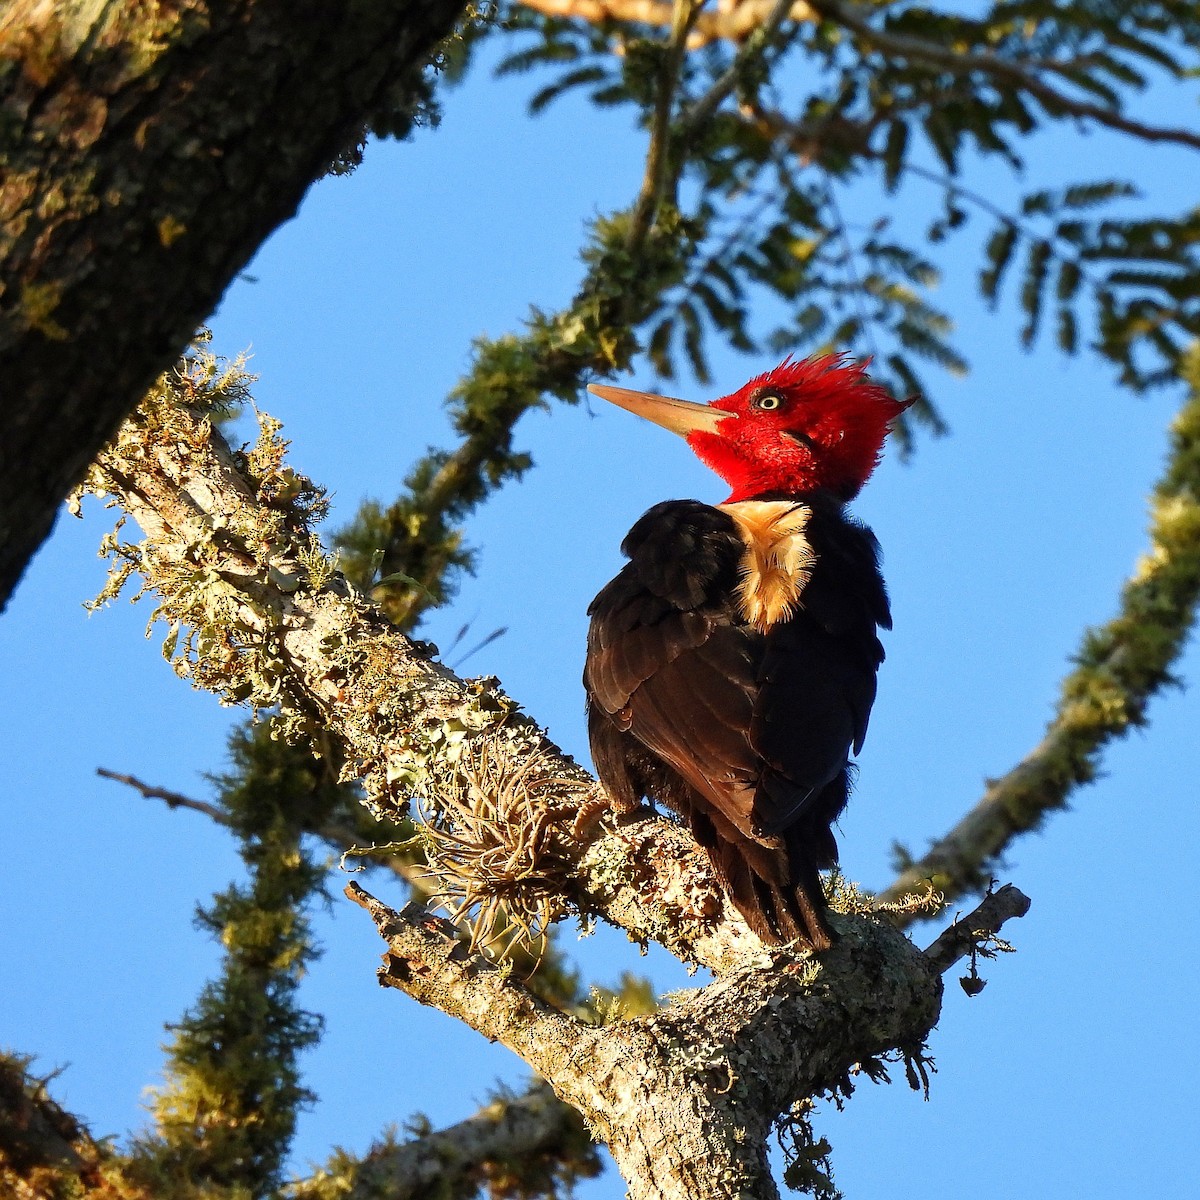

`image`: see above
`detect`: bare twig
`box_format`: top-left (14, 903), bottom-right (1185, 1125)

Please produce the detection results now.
top-left (96, 767), bottom-right (229, 824)
top-left (96, 765), bottom-right (453, 899)
top-left (921, 885), bottom-right (1031, 975)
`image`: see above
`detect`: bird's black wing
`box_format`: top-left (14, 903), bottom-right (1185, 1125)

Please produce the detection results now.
top-left (585, 500), bottom-right (765, 840)
top-left (750, 495), bottom-right (890, 837)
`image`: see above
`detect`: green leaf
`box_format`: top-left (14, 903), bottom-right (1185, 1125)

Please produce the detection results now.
top-left (1057, 307), bottom-right (1078, 355)
top-left (980, 224), bottom-right (1019, 306)
top-left (1056, 259), bottom-right (1083, 303)
top-left (529, 66), bottom-right (612, 115)
top-left (1020, 239), bottom-right (1053, 347)
top-left (882, 120), bottom-right (908, 193)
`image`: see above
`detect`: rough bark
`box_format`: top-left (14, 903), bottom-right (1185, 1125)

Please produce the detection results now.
top-left (79, 373), bottom-right (761, 971)
top-left (350, 885), bottom-right (949, 1200)
top-left (0, 0), bottom-right (467, 610)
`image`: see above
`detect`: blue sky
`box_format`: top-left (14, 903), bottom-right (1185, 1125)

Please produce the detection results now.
top-left (2, 32), bottom-right (1199, 1199)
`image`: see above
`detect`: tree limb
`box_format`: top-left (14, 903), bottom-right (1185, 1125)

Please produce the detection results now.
top-left (0, 0), bottom-right (467, 610)
top-left (351, 883), bottom-right (943, 1200)
top-left (921, 884), bottom-right (1031, 975)
top-left (289, 1078), bottom-right (596, 1200)
top-left (79, 363), bottom-right (760, 972)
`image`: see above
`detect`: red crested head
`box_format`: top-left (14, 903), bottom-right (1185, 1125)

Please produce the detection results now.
top-left (589, 354), bottom-right (911, 503)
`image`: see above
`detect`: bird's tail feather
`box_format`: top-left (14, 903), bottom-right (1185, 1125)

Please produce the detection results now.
top-left (692, 813), bottom-right (834, 950)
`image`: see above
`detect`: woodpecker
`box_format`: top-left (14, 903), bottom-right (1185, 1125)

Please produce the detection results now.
top-left (583, 355), bottom-right (909, 949)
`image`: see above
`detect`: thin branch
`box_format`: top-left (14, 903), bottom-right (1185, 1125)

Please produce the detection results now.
top-left (810, 0), bottom-right (1200, 153)
top-left (921, 884), bottom-right (1031, 975)
top-left (288, 1080), bottom-right (594, 1200)
top-left (96, 764), bottom-right (471, 900)
top-left (820, 178), bottom-right (882, 363)
top-left (880, 358), bottom-right (1200, 911)
top-left (96, 767), bottom-right (229, 824)
top-left (345, 885), bottom-right (585, 1068)
top-left (681, 0), bottom-right (796, 139)
top-left (627, 0), bottom-right (705, 248)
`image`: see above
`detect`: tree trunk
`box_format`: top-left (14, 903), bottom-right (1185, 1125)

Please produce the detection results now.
top-left (0, 0), bottom-right (467, 610)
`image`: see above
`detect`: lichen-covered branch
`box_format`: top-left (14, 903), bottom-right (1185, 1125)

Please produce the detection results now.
top-left (920, 884), bottom-right (1031, 975)
top-left (351, 883), bottom-right (943, 1200)
top-left (79, 356), bottom-right (758, 972)
top-left (881, 351), bottom-right (1200, 910)
top-left (290, 1079), bottom-right (598, 1200)
top-left (346, 885), bottom-right (587, 1064)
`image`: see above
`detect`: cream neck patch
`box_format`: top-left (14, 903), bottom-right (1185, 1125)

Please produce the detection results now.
top-left (718, 501), bottom-right (815, 632)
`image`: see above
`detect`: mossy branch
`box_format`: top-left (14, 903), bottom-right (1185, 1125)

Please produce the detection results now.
top-left (288, 1079), bottom-right (598, 1200)
top-left (0, 1052), bottom-right (152, 1200)
top-left (79, 354), bottom-right (760, 972)
top-left (348, 879), bottom-right (948, 1200)
top-left (880, 349), bottom-right (1200, 910)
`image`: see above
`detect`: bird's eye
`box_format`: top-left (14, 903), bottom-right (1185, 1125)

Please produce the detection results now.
top-left (755, 392), bottom-right (783, 411)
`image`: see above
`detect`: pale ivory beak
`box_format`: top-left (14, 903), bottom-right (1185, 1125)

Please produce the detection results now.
top-left (587, 383), bottom-right (729, 437)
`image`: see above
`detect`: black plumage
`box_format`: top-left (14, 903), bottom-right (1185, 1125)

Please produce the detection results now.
top-left (584, 492), bottom-right (891, 948)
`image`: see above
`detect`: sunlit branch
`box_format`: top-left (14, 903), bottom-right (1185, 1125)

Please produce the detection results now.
top-left (346, 884), bottom-right (585, 1067)
top-left (288, 1080), bottom-right (594, 1200)
top-left (921, 884), bottom-right (1031, 975)
top-left (515, 0), bottom-right (814, 47)
top-left (349, 881), bottom-right (946, 1200)
top-left (82, 383), bottom-right (761, 971)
